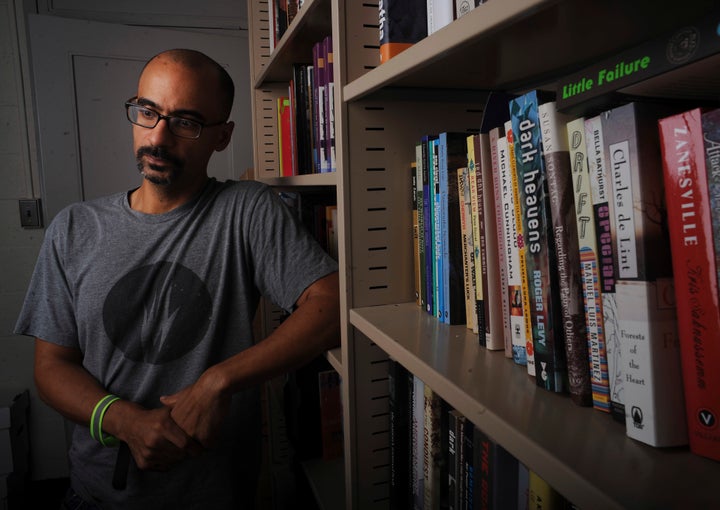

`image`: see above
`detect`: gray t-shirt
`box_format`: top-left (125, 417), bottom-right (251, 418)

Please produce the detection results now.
top-left (15, 178), bottom-right (337, 508)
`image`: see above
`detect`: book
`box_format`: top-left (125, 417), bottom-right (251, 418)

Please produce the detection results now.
top-left (432, 137), bottom-right (444, 321)
top-left (389, 360), bottom-right (412, 507)
top-left (412, 375), bottom-right (425, 509)
top-left (555, 6), bottom-right (720, 113)
top-left (473, 427), bottom-right (519, 510)
top-left (502, 121), bottom-right (528, 366)
top-left (489, 125), bottom-right (512, 353)
top-left (603, 102), bottom-right (686, 447)
top-left (467, 134), bottom-right (488, 343)
top-left (417, 143), bottom-right (427, 310)
top-left (312, 42), bottom-right (327, 173)
top-left (705, 109), bottom-right (720, 294)
top-left (448, 409), bottom-right (464, 510)
top-left (585, 114), bottom-right (625, 422)
top-left (423, 135), bottom-right (437, 317)
top-left (459, 167), bottom-right (478, 331)
top-left (291, 64), bottom-right (313, 174)
top-left (323, 35), bottom-right (336, 173)
top-left (413, 162), bottom-right (421, 307)
top-left (438, 132), bottom-right (469, 325)
top-left (378, 0), bottom-right (428, 63)
top-left (318, 369), bottom-right (343, 460)
top-left (277, 96), bottom-right (294, 177)
top-left (659, 108), bottom-right (720, 461)
top-left (509, 91), bottom-right (566, 393)
top-left (527, 470), bottom-right (562, 510)
top-left (461, 417), bottom-right (475, 510)
top-left (507, 121), bottom-right (535, 377)
top-left (538, 101), bottom-right (592, 406)
top-left (566, 116), bottom-right (611, 412)
top-left (427, 0), bottom-right (454, 35)
top-left (423, 385), bottom-right (448, 510)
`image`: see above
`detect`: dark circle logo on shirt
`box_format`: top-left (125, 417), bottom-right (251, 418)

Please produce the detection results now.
top-left (103, 261), bottom-right (212, 364)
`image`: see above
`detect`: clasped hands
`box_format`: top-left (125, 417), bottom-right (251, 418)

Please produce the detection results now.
top-left (120, 371), bottom-right (230, 472)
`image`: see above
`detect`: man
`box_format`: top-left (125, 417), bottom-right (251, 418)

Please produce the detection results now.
top-left (14, 49), bottom-right (340, 508)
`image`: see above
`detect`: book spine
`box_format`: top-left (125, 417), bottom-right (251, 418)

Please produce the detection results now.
top-left (538, 101), bottom-right (592, 406)
top-left (448, 409), bottom-right (462, 510)
top-left (604, 102), bottom-right (686, 447)
top-left (508, 122), bottom-right (536, 377)
top-left (378, 0), bottom-right (428, 63)
top-left (468, 134), bottom-right (488, 344)
top-left (423, 136), bottom-right (435, 316)
top-left (474, 427), bottom-right (493, 510)
top-left (509, 91), bottom-right (566, 392)
top-left (496, 132), bottom-right (515, 358)
top-left (423, 385), bottom-right (443, 509)
top-left (503, 121), bottom-right (528, 366)
top-left (567, 116), bottom-right (611, 412)
top-left (433, 137), bottom-right (444, 321)
top-left (489, 127), bottom-right (511, 352)
top-left (459, 167), bottom-right (478, 331)
top-left (324, 35), bottom-right (336, 173)
top-left (660, 108), bottom-right (720, 461)
top-left (416, 143), bottom-right (427, 310)
top-left (462, 419), bottom-right (475, 510)
top-left (412, 375), bottom-right (425, 509)
top-left (412, 162), bottom-right (421, 306)
top-left (427, 0), bottom-right (454, 35)
top-left (585, 114), bottom-right (625, 422)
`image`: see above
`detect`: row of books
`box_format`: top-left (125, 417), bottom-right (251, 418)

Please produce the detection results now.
top-left (379, 0), bottom-right (487, 64)
top-left (389, 360), bottom-right (576, 510)
top-left (268, 0), bottom-right (301, 53)
top-left (410, 92), bottom-right (720, 462)
top-left (277, 36), bottom-right (336, 176)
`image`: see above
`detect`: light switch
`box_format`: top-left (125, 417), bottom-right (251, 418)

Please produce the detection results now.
top-left (19, 199), bottom-right (42, 228)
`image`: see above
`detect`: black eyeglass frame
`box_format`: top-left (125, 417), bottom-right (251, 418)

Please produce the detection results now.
top-left (124, 97), bottom-right (227, 139)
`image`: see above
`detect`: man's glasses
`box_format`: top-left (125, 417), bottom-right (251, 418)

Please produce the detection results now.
top-left (125, 98), bottom-right (226, 139)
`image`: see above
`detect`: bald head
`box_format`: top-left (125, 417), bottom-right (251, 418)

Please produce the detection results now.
top-left (143, 49), bottom-right (235, 120)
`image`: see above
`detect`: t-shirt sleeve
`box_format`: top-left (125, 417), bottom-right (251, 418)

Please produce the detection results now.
top-left (14, 215), bottom-right (79, 347)
top-left (244, 186), bottom-right (338, 313)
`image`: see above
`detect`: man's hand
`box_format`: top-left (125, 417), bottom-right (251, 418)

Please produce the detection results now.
top-left (159, 368), bottom-right (231, 449)
top-left (112, 402), bottom-right (204, 471)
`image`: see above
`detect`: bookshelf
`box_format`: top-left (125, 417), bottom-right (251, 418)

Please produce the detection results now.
top-left (248, 0), bottom-right (720, 508)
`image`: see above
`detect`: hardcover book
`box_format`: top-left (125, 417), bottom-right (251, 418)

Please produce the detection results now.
top-left (659, 107), bottom-right (720, 461)
top-left (389, 360), bottom-right (411, 507)
top-left (603, 102), bottom-right (686, 447)
top-left (585, 114), bottom-right (625, 422)
top-left (509, 91), bottom-right (566, 393)
top-left (566, 116), bottom-right (611, 412)
top-left (277, 96), bottom-right (294, 177)
top-left (502, 121), bottom-right (528, 367)
top-left (378, 0), bottom-right (428, 63)
top-left (448, 409), bottom-right (464, 510)
top-left (538, 101), bottom-right (592, 406)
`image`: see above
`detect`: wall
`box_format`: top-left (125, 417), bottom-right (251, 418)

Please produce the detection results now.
top-left (0, 0), bottom-right (70, 479)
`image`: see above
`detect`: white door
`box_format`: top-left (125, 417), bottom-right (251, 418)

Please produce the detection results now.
top-left (28, 13), bottom-right (252, 222)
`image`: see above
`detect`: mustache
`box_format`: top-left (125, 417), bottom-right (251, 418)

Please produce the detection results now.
top-left (136, 146), bottom-right (183, 167)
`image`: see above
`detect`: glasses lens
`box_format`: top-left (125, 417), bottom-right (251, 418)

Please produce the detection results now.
top-left (168, 117), bottom-right (202, 139)
top-left (128, 105), bottom-right (159, 128)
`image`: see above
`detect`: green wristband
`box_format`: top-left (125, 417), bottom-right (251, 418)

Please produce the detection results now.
top-left (90, 394), bottom-right (121, 447)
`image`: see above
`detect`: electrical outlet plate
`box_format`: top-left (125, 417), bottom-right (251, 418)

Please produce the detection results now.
top-left (19, 199), bottom-right (42, 228)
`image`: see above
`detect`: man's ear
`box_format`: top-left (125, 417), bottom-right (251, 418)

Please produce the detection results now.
top-left (215, 121), bottom-right (235, 151)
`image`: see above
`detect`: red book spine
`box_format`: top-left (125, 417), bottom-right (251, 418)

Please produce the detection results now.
top-left (659, 108), bottom-right (720, 462)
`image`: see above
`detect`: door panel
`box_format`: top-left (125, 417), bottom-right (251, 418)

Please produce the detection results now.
top-left (29, 13), bottom-right (252, 221)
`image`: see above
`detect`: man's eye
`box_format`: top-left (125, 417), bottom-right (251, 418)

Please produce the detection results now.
top-left (176, 118), bottom-right (196, 129)
top-left (139, 108), bottom-right (157, 119)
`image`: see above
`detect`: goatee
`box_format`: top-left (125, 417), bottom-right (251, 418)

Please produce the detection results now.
top-left (136, 146), bottom-right (184, 185)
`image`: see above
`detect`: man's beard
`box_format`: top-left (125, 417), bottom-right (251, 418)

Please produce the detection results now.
top-left (136, 146), bottom-right (184, 185)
